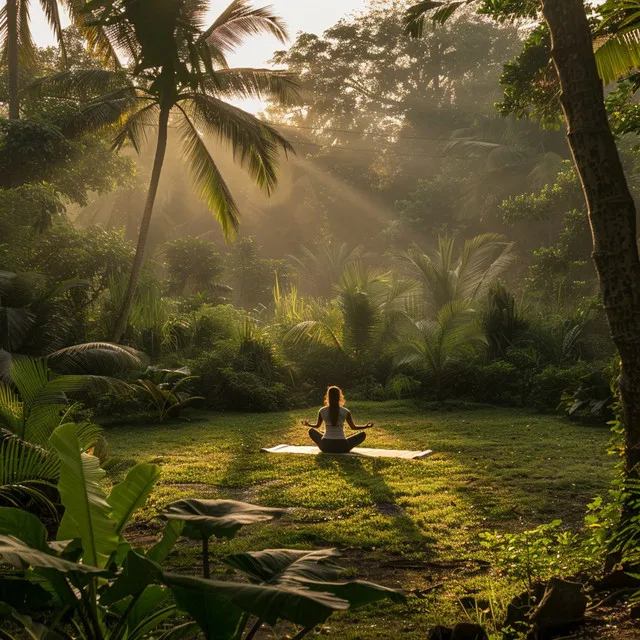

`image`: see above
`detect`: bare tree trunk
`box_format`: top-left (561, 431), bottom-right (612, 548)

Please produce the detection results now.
top-left (7, 0), bottom-right (19, 119)
top-left (110, 104), bottom-right (171, 343)
top-left (541, 0), bottom-right (640, 479)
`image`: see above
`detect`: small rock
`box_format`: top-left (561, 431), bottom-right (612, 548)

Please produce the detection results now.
top-left (505, 583), bottom-right (546, 628)
top-left (530, 577), bottom-right (587, 632)
top-left (451, 622), bottom-right (489, 640)
top-left (427, 625), bottom-right (453, 640)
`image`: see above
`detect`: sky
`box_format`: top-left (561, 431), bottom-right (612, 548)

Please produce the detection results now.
top-left (24, 0), bottom-right (369, 67)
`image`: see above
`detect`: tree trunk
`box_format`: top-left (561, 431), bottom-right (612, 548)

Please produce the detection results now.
top-left (110, 104), bottom-right (171, 343)
top-left (541, 0), bottom-right (640, 479)
top-left (7, 0), bottom-right (19, 119)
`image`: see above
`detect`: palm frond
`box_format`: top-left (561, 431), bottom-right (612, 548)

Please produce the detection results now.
top-left (284, 320), bottom-right (344, 353)
top-left (0, 306), bottom-right (35, 353)
top-left (404, 1), bottom-right (470, 37)
top-left (18, 0), bottom-right (37, 67)
top-left (0, 0), bottom-right (36, 68)
top-left (175, 106), bottom-right (240, 238)
top-left (0, 430), bottom-right (58, 516)
top-left (46, 342), bottom-right (146, 375)
top-left (209, 68), bottom-right (300, 104)
top-left (77, 0), bottom-right (141, 63)
top-left (25, 68), bottom-right (131, 100)
top-left (40, 0), bottom-right (66, 63)
top-left (182, 93), bottom-right (294, 194)
top-left (9, 357), bottom-right (50, 410)
top-left (201, 0), bottom-right (288, 55)
top-left (62, 87), bottom-right (141, 138)
top-left (112, 101), bottom-right (159, 152)
top-left (0, 383), bottom-right (21, 435)
top-left (595, 30), bottom-right (640, 85)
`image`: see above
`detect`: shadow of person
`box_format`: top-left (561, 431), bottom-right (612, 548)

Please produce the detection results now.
top-left (313, 454), bottom-right (436, 552)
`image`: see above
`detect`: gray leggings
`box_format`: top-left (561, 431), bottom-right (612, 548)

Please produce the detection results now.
top-left (308, 428), bottom-right (366, 453)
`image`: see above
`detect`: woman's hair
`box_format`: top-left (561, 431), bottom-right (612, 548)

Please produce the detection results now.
top-left (324, 386), bottom-right (345, 426)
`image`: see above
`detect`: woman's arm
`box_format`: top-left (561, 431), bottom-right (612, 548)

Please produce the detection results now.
top-left (302, 410), bottom-right (323, 429)
top-left (346, 411), bottom-right (374, 430)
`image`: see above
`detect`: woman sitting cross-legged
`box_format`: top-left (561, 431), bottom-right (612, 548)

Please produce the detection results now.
top-left (302, 386), bottom-right (374, 454)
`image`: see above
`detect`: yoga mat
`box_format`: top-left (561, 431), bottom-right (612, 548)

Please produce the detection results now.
top-left (260, 444), bottom-right (434, 460)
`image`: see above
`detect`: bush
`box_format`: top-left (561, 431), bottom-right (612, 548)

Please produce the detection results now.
top-left (191, 339), bottom-right (293, 412)
top-left (473, 360), bottom-right (521, 405)
top-left (529, 362), bottom-right (594, 412)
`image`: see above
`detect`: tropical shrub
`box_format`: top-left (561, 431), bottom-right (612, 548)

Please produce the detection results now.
top-left (529, 362), bottom-right (598, 412)
top-left (395, 303), bottom-right (487, 401)
top-left (0, 345), bottom-right (141, 511)
top-left (472, 360), bottom-right (520, 405)
top-left (135, 367), bottom-right (204, 422)
top-left (558, 361), bottom-right (616, 421)
top-left (194, 365), bottom-right (290, 412)
top-left (402, 233), bottom-right (517, 318)
top-left (0, 270), bottom-right (88, 355)
top-left (482, 283), bottom-right (529, 361)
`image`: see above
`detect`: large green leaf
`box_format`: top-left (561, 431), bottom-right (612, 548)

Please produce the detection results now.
top-left (162, 499), bottom-right (285, 540)
top-left (163, 572), bottom-right (348, 637)
top-left (225, 548), bottom-right (405, 609)
top-left (11, 610), bottom-right (66, 640)
top-left (146, 520), bottom-right (183, 564)
top-left (0, 535), bottom-right (110, 576)
top-left (106, 463), bottom-right (160, 535)
top-left (100, 550), bottom-right (163, 606)
top-left (301, 579), bottom-right (405, 608)
top-left (50, 424), bottom-right (118, 568)
top-left (224, 548), bottom-right (343, 584)
top-left (0, 507), bottom-right (48, 551)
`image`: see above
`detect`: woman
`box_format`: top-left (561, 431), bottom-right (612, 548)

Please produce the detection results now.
top-left (302, 386), bottom-right (374, 453)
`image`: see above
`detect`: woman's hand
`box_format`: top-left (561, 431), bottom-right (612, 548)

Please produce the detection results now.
top-left (364, 422), bottom-right (374, 428)
top-left (301, 419), bottom-right (311, 427)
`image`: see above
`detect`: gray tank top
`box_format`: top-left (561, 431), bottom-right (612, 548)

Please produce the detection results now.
top-left (320, 406), bottom-right (348, 439)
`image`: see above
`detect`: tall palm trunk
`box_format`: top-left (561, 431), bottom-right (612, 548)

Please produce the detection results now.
top-left (7, 0), bottom-right (19, 119)
top-left (542, 0), bottom-right (640, 479)
top-left (110, 104), bottom-right (171, 343)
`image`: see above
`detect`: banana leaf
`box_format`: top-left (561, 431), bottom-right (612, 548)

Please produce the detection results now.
top-left (161, 499), bottom-right (285, 540)
top-left (50, 423), bottom-right (118, 568)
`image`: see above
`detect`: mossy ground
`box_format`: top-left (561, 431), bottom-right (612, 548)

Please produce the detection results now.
top-left (107, 401), bottom-right (623, 639)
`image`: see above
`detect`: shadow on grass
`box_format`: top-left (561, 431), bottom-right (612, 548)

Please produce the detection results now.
top-left (314, 454), bottom-right (437, 552)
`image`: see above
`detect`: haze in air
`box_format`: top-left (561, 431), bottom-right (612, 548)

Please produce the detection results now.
top-left (1, 1), bottom-right (639, 639)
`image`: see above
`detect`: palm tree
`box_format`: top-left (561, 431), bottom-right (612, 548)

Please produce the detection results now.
top-left (1, 0), bottom-right (118, 118)
top-left (34, 0), bottom-right (298, 343)
top-left (287, 240), bottom-right (366, 298)
top-left (395, 301), bottom-right (486, 400)
top-left (284, 263), bottom-right (416, 367)
top-left (402, 233), bottom-right (517, 318)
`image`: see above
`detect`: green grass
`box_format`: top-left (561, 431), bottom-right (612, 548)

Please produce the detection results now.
top-left (107, 401), bottom-right (616, 638)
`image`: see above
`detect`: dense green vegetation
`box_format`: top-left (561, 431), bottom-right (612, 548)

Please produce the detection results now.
top-left (2, 0), bottom-right (640, 637)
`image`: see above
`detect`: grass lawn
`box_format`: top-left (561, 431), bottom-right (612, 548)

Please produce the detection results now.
top-left (106, 401), bottom-right (620, 638)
